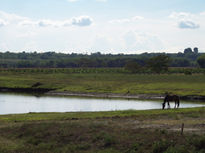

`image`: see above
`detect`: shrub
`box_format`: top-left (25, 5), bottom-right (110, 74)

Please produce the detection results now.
top-left (164, 146), bottom-right (187, 153)
top-left (190, 135), bottom-right (205, 151)
top-left (152, 140), bottom-right (170, 153)
top-left (103, 134), bottom-right (116, 147)
top-left (184, 70), bottom-right (192, 75)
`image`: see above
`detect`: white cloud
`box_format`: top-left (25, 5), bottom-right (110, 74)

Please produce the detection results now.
top-left (67, 0), bottom-right (78, 2)
top-left (16, 31), bottom-right (37, 38)
top-left (169, 12), bottom-right (200, 30)
top-left (90, 30), bottom-right (165, 54)
top-left (63, 16), bottom-right (93, 27)
top-left (38, 20), bottom-right (52, 27)
top-left (91, 35), bottom-right (113, 52)
top-left (132, 16), bottom-right (144, 21)
top-left (18, 20), bottom-right (36, 26)
top-left (0, 42), bottom-right (9, 51)
top-left (38, 20), bottom-right (59, 27)
top-left (0, 11), bottom-right (93, 28)
top-left (96, 0), bottom-right (107, 2)
top-left (71, 16), bottom-right (93, 26)
top-left (178, 20), bottom-right (200, 29)
top-left (123, 31), bottom-right (164, 51)
top-left (199, 12), bottom-right (205, 16)
top-left (1, 9), bottom-right (205, 53)
top-left (109, 16), bottom-right (144, 23)
top-left (0, 11), bottom-right (28, 24)
top-left (0, 19), bottom-right (7, 27)
top-left (169, 12), bottom-right (193, 20)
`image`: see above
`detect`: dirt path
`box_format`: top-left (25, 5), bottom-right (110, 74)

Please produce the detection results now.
top-left (99, 117), bottom-right (205, 134)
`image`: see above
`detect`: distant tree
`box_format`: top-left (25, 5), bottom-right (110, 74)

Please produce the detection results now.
top-left (197, 55), bottom-right (205, 68)
top-left (124, 61), bottom-right (141, 73)
top-left (17, 60), bottom-right (33, 68)
top-left (46, 60), bottom-right (56, 68)
top-left (177, 52), bottom-right (184, 57)
top-left (184, 48), bottom-right (193, 54)
top-left (78, 58), bottom-right (96, 67)
top-left (91, 52), bottom-right (101, 57)
top-left (171, 58), bottom-right (191, 67)
top-left (147, 55), bottom-right (171, 73)
top-left (194, 47), bottom-right (199, 54)
top-left (0, 51), bottom-right (200, 68)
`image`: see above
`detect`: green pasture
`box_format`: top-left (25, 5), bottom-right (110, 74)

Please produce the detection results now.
top-left (0, 107), bottom-right (204, 122)
top-left (0, 68), bottom-right (205, 96)
top-left (0, 108), bottom-right (204, 153)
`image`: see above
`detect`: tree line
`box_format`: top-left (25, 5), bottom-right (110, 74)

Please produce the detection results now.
top-left (0, 48), bottom-right (204, 71)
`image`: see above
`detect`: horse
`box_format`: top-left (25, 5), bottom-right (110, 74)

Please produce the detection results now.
top-left (162, 95), bottom-right (180, 109)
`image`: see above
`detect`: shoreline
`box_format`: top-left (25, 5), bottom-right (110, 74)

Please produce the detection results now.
top-left (1, 87), bottom-right (205, 101)
top-left (47, 91), bottom-right (205, 101)
top-left (46, 91), bottom-right (164, 100)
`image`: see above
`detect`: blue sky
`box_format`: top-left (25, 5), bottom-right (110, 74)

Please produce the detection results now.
top-left (0, 0), bottom-right (205, 53)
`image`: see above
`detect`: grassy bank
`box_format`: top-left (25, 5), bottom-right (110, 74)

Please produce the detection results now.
top-left (0, 108), bottom-right (204, 153)
top-left (0, 107), bottom-right (204, 122)
top-left (1, 69), bottom-right (205, 96)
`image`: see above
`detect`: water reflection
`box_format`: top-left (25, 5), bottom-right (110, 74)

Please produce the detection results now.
top-left (0, 93), bottom-right (204, 115)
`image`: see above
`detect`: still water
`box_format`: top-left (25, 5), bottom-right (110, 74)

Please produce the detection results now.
top-left (0, 93), bottom-right (204, 115)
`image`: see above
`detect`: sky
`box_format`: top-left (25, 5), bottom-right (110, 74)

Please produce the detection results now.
top-left (0, 0), bottom-right (205, 54)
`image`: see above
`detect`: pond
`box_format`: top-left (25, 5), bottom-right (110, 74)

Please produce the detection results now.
top-left (0, 93), bottom-right (204, 115)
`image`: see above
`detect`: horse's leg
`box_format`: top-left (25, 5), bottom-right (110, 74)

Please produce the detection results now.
top-left (162, 102), bottom-right (165, 109)
top-left (174, 101), bottom-right (176, 108)
top-left (168, 101), bottom-right (170, 109)
top-left (177, 100), bottom-right (180, 108)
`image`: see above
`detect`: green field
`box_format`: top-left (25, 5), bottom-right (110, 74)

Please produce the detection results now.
top-left (0, 68), bottom-right (205, 96)
top-left (0, 108), bottom-right (204, 153)
top-left (0, 68), bottom-right (205, 152)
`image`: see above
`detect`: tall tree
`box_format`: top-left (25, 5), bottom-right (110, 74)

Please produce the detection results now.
top-left (147, 55), bottom-right (171, 73)
top-left (194, 47), bottom-right (199, 54)
top-left (124, 61), bottom-right (141, 73)
top-left (184, 48), bottom-right (193, 54)
top-left (197, 55), bottom-right (205, 68)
